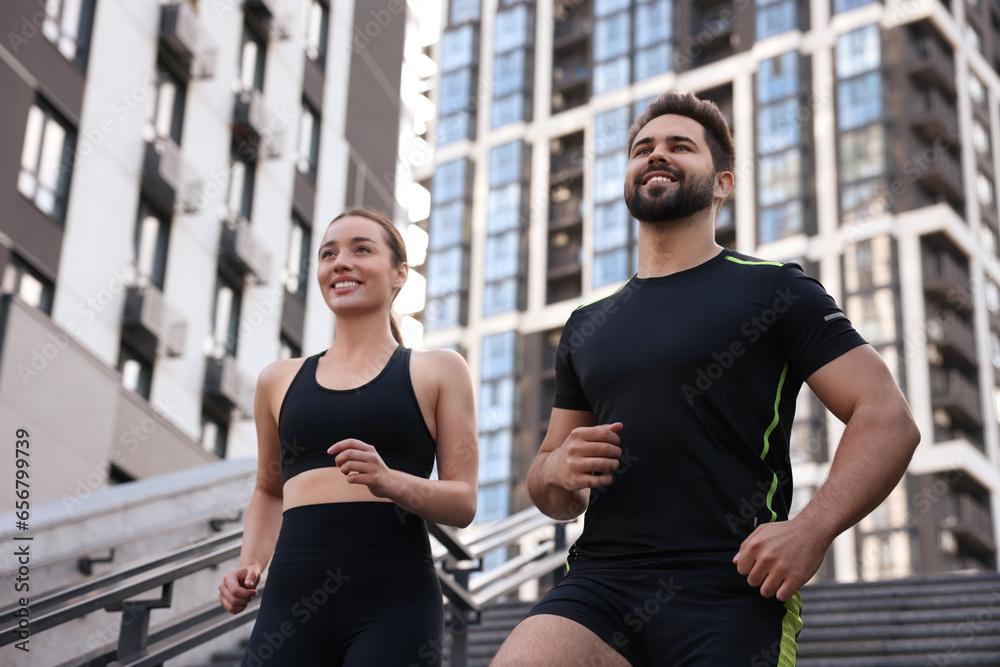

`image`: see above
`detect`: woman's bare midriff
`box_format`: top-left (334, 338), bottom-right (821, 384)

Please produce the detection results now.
top-left (282, 467), bottom-right (393, 510)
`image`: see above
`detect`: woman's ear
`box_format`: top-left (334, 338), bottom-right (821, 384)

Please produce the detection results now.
top-left (393, 262), bottom-right (409, 289)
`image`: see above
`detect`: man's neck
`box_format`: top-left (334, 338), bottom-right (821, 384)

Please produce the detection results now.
top-left (635, 211), bottom-right (723, 278)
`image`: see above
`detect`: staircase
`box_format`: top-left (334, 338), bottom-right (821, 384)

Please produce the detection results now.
top-left (430, 572), bottom-right (1000, 667)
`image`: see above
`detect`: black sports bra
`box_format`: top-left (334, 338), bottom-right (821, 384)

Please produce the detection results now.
top-left (277, 346), bottom-right (437, 483)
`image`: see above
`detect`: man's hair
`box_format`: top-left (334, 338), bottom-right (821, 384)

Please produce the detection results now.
top-left (628, 91), bottom-right (735, 174)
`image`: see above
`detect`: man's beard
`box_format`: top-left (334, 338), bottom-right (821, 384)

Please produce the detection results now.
top-left (624, 168), bottom-right (716, 224)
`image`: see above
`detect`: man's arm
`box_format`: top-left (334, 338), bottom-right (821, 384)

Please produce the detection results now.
top-left (527, 408), bottom-right (623, 520)
top-left (734, 344), bottom-right (920, 601)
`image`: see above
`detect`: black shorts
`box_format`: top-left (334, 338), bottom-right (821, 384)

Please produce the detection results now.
top-left (242, 502), bottom-right (444, 667)
top-left (523, 554), bottom-right (802, 667)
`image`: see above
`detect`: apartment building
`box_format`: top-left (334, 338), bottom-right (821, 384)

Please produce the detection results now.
top-left (416, 0), bottom-right (1000, 579)
top-left (0, 0), bottom-right (422, 510)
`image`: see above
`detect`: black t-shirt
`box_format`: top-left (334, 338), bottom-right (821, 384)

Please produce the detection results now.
top-left (554, 248), bottom-right (867, 561)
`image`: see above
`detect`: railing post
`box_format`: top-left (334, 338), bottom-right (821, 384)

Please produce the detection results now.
top-left (107, 581), bottom-right (174, 664)
top-left (448, 570), bottom-right (471, 667)
top-left (553, 523), bottom-right (567, 584)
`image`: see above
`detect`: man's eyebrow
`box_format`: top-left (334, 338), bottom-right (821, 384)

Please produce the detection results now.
top-left (631, 134), bottom-right (700, 152)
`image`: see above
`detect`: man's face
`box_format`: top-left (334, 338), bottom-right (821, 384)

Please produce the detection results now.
top-left (624, 114), bottom-right (720, 225)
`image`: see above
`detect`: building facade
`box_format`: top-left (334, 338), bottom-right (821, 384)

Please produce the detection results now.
top-left (0, 0), bottom-right (423, 511)
top-left (416, 0), bottom-right (1000, 580)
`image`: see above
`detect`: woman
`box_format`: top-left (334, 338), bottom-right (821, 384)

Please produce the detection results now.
top-left (218, 208), bottom-right (478, 666)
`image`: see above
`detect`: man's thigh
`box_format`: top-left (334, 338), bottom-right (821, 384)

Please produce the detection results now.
top-left (490, 614), bottom-right (632, 667)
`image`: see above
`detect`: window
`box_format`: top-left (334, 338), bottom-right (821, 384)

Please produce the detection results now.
top-left (42, 0), bottom-right (96, 67)
top-left (304, 0), bottom-right (329, 65)
top-left (485, 142), bottom-right (526, 316)
top-left (2, 255), bottom-right (54, 314)
top-left (835, 25), bottom-right (880, 78)
top-left (19, 101), bottom-right (76, 222)
top-left (297, 101), bottom-right (321, 182)
top-left (200, 411), bottom-right (229, 458)
top-left (426, 159), bottom-right (471, 330)
top-left (593, 107), bottom-right (636, 287)
top-left (756, 0), bottom-right (796, 40)
top-left (150, 63), bottom-right (186, 144)
top-left (969, 72), bottom-right (988, 109)
top-left (228, 153), bottom-right (256, 219)
top-left (450, 0), bottom-right (481, 23)
top-left (833, 0), bottom-right (876, 13)
top-left (210, 275), bottom-right (242, 358)
top-left (119, 342), bottom-right (153, 400)
top-left (756, 52), bottom-right (807, 243)
top-left (977, 172), bottom-right (995, 208)
top-left (836, 72), bottom-right (882, 131)
top-left (492, 4), bottom-right (533, 130)
top-left (593, 9), bottom-right (631, 95)
top-left (239, 22), bottom-right (267, 92)
top-left (477, 330), bottom-right (517, 547)
top-left (285, 214), bottom-right (311, 301)
top-left (134, 199), bottom-right (171, 289)
top-left (973, 120), bottom-right (991, 158)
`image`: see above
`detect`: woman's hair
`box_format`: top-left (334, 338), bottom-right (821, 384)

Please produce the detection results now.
top-left (328, 207), bottom-right (407, 344)
top-left (627, 91), bottom-right (735, 174)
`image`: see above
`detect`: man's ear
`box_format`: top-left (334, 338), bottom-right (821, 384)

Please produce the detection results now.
top-left (714, 171), bottom-right (735, 200)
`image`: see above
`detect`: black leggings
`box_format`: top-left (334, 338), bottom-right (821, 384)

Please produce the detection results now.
top-left (241, 502), bottom-right (444, 667)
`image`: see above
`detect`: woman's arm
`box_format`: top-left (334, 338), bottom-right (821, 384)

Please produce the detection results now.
top-left (328, 349), bottom-right (479, 527)
top-left (219, 362), bottom-right (287, 613)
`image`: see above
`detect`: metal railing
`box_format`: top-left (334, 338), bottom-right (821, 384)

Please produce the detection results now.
top-left (0, 506), bottom-right (572, 667)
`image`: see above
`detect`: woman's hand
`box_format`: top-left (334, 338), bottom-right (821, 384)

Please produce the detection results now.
top-left (327, 438), bottom-right (402, 499)
top-left (218, 565), bottom-right (261, 614)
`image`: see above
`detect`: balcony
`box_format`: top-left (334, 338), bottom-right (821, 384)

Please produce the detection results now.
top-left (142, 138), bottom-right (206, 215)
top-left (220, 214), bottom-right (272, 284)
top-left (232, 90), bottom-right (285, 160)
top-left (907, 134), bottom-right (963, 205)
top-left (122, 283), bottom-right (187, 358)
top-left (552, 57), bottom-right (589, 92)
top-left (926, 312), bottom-right (977, 368)
top-left (547, 238), bottom-right (583, 276)
top-left (929, 366), bottom-right (982, 429)
top-left (158, 2), bottom-right (217, 79)
top-left (204, 354), bottom-right (255, 416)
top-left (909, 86), bottom-right (958, 145)
top-left (553, 15), bottom-right (592, 49)
top-left (548, 196), bottom-right (583, 229)
top-left (908, 36), bottom-right (955, 95)
top-left (243, 0), bottom-right (292, 40)
top-left (942, 492), bottom-right (996, 554)
top-left (922, 249), bottom-right (970, 307)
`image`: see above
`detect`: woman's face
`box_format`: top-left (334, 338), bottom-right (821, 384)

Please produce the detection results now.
top-left (316, 216), bottom-right (407, 316)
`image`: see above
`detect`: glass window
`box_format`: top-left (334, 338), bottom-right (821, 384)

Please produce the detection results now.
top-left (759, 200), bottom-right (803, 244)
top-left (426, 246), bottom-right (465, 297)
top-left (487, 183), bottom-right (522, 232)
top-left (595, 107), bottom-right (631, 154)
top-left (430, 201), bottom-right (467, 249)
top-left (758, 150), bottom-right (801, 206)
top-left (484, 230), bottom-right (520, 281)
top-left (450, 0), bottom-right (481, 24)
top-left (835, 25), bottom-right (880, 79)
top-left (634, 44), bottom-right (670, 81)
top-left (18, 101), bottom-right (76, 222)
top-left (492, 94), bottom-right (524, 128)
top-left (977, 171), bottom-right (994, 208)
top-left (840, 125), bottom-right (885, 183)
top-left (489, 142), bottom-right (522, 187)
top-left (833, 0), bottom-right (877, 13)
top-left (200, 412), bottom-right (229, 458)
top-left (594, 200), bottom-right (631, 248)
top-left (2, 255), bottom-right (54, 315)
top-left (973, 120), bottom-right (991, 157)
top-left (305, 0), bottom-right (329, 64)
top-left (837, 72), bottom-right (882, 131)
top-left (425, 293), bottom-right (462, 330)
top-left (493, 50), bottom-right (526, 97)
top-left (756, 0), bottom-right (796, 40)
top-left (297, 101), bottom-right (321, 182)
top-left (969, 72), bottom-right (988, 109)
top-left (845, 288), bottom-right (897, 344)
top-left (119, 342), bottom-right (153, 400)
top-left (239, 22), bottom-right (267, 91)
top-left (43, 0), bottom-right (96, 67)
top-left (483, 278), bottom-right (518, 316)
top-left (436, 112), bottom-right (472, 146)
top-left (134, 199), bottom-right (171, 289)
top-left (211, 274), bottom-right (242, 358)
top-left (594, 152), bottom-right (627, 203)
top-left (495, 6), bottom-right (529, 52)
top-left (594, 12), bottom-right (631, 61)
top-left (594, 248), bottom-right (630, 287)
top-left (151, 64), bottom-right (186, 144)
top-left (757, 98), bottom-right (800, 153)
top-left (434, 159), bottom-right (468, 202)
top-left (595, 0), bottom-right (630, 17)
top-left (757, 52), bottom-right (798, 103)
top-left (439, 69), bottom-right (473, 115)
top-left (228, 155), bottom-right (256, 219)
top-left (441, 26), bottom-right (476, 72)
top-left (634, 0), bottom-right (671, 47)
top-left (594, 56), bottom-right (630, 95)
top-left (481, 330), bottom-right (516, 379)
top-left (842, 179), bottom-right (887, 220)
top-left (285, 214), bottom-right (311, 300)
top-left (479, 430), bottom-right (513, 483)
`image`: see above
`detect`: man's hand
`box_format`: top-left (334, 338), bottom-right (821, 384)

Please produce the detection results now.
top-left (541, 422), bottom-right (624, 491)
top-left (218, 565), bottom-right (261, 614)
top-left (732, 516), bottom-right (831, 602)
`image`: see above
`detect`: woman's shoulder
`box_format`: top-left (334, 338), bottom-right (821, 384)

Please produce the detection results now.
top-left (409, 348), bottom-right (472, 387)
top-left (256, 355), bottom-right (313, 393)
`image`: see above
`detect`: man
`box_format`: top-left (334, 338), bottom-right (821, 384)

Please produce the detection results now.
top-left (490, 91), bottom-right (920, 666)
